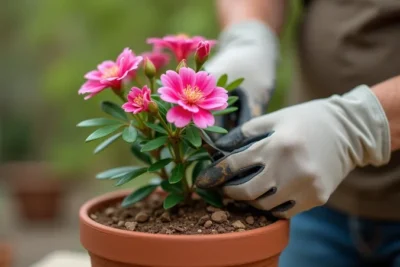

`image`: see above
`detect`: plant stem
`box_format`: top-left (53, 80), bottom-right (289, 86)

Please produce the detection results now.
top-left (148, 77), bottom-right (156, 94)
top-left (113, 89), bottom-right (127, 103)
top-left (170, 137), bottom-right (190, 195)
top-left (156, 113), bottom-right (173, 136)
top-left (151, 148), bottom-right (168, 180)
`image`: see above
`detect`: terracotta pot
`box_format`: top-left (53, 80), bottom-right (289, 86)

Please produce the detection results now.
top-left (0, 243), bottom-right (12, 267)
top-left (80, 190), bottom-right (290, 267)
top-left (4, 161), bottom-right (64, 222)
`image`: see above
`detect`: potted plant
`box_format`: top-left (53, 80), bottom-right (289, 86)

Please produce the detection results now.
top-left (78, 34), bottom-right (289, 267)
top-left (2, 161), bottom-right (65, 223)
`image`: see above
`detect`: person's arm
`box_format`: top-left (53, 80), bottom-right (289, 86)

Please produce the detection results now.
top-left (216, 0), bottom-right (288, 35)
top-left (206, 1), bottom-right (289, 129)
top-left (195, 79), bottom-right (393, 218)
top-left (372, 75), bottom-right (400, 151)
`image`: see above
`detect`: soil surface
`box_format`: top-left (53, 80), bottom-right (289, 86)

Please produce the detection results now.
top-left (90, 194), bottom-right (275, 235)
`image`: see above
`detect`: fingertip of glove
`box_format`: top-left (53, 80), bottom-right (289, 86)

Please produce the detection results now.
top-left (195, 161), bottom-right (234, 189)
top-left (215, 127), bottom-right (245, 151)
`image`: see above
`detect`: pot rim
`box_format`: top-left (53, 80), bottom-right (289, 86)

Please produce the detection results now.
top-left (80, 189), bottom-right (287, 240)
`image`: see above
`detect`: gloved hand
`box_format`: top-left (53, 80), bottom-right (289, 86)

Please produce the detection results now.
top-left (196, 85), bottom-right (391, 218)
top-left (205, 20), bottom-right (279, 128)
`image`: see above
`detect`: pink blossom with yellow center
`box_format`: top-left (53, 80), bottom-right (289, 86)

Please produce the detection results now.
top-left (158, 67), bottom-right (228, 128)
top-left (79, 48), bottom-right (143, 100)
top-left (147, 34), bottom-right (216, 62)
top-left (122, 86), bottom-right (152, 114)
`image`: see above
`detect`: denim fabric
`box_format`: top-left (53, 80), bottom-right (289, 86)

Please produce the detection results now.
top-left (279, 206), bottom-right (400, 267)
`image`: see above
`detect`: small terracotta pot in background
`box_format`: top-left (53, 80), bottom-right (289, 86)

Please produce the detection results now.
top-left (0, 243), bottom-right (12, 267)
top-left (80, 190), bottom-right (290, 267)
top-left (2, 161), bottom-right (65, 222)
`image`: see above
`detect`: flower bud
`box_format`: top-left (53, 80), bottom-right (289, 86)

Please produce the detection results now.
top-left (176, 59), bottom-right (188, 72)
top-left (148, 101), bottom-right (159, 115)
top-left (144, 57), bottom-right (156, 79)
top-left (195, 41), bottom-right (210, 68)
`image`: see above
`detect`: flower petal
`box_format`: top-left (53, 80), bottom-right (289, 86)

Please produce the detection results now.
top-left (178, 100), bottom-right (199, 113)
top-left (197, 97), bottom-right (228, 110)
top-left (206, 86), bottom-right (228, 100)
top-left (192, 109), bottom-right (215, 129)
top-left (161, 71), bottom-right (183, 93)
top-left (127, 87), bottom-right (142, 101)
top-left (84, 70), bottom-right (102, 80)
top-left (212, 102), bottom-right (228, 111)
top-left (194, 71), bottom-right (215, 96)
top-left (78, 80), bottom-right (106, 94)
top-left (166, 106), bottom-right (192, 128)
top-left (179, 67), bottom-right (196, 88)
top-left (97, 61), bottom-right (116, 72)
top-left (158, 86), bottom-right (180, 104)
top-left (122, 103), bottom-right (142, 114)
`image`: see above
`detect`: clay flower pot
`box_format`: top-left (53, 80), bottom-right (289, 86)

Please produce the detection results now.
top-left (80, 190), bottom-right (289, 267)
top-left (4, 161), bottom-right (64, 222)
top-left (0, 243), bottom-right (12, 267)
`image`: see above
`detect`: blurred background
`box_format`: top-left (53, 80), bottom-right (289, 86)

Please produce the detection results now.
top-left (0, 1), bottom-right (302, 266)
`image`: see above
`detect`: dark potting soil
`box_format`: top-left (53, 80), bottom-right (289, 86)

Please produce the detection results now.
top-left (90, 194), bottom-right (275, 235)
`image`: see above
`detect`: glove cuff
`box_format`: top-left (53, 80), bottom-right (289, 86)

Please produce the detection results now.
top-left (217, 20), bottom-right (280, 63)
top-left (332, 85), bottom-right (391, 167)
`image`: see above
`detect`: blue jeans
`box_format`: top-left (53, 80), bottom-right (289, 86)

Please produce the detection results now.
top-left (279, 206), bottom-right (400, 267)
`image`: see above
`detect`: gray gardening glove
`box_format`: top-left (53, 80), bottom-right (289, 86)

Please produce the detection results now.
top-left (205, 20), bottom-right (279, 129)
top-left (196, 85), bottom-right (391, 218)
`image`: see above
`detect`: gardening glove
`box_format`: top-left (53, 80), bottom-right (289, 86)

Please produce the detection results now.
top-left (205, 20), bottom-right (279, 129)
top-left (196, 85), bottom-right (391, 219)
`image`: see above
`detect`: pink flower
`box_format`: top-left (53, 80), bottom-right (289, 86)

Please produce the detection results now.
top-left (79, 48), bottom-right (143, 100)
top-left (195, 41), bottom-right (211, 63)
top-left (158, 67), bottom-right (228, 128)
top-left (147, 34), bottom-right (216, 62)
top-left (141, 49), bottom-right (170, 71)
top-left (122, 86), bottom-right (152, 114)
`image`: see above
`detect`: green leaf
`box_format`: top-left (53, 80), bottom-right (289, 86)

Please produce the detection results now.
top-left (217, 74), bottom-right (228, 87)
top-left (163, 193), bottom-right (185, 209)
top-left (148, 158), bottom-right (173, 172)
top-left (115, 167), bottom-right (148, 186)
top-left (145, 122), bottom-right (168, 135)
top-left (160, 180), bottom-right (183, 194)
top-left (94, 132), bottom-right (122, 154)
top-left (85, 125), bottom-right (122, 142)
top-left (122, 125), bottom-right (138, 143)
top-left (141, 136), bottom-right (168, 152)
top-left (196, 188), bottom-right (223, 208)
top-left (212, 107), bottom-right (238, 116)
top-left (187, 148), bottom-right (211, 162)
top-left (77, 118), bottom-right (120, 127)
top-left (121, 184), bottom-right (158, 207)
top-left (192, 160), bottom-right (210, 184)
top-left (96, 166), bottom-right (138, 179)
top-left (227, 96), bottom-right (239, 106)
top-left (169, 163), bottom-right (184, 184)
top-left (101, 101), bottom-right (128, 121)
top-left (204, 126), bottom-right (228, 134)
top-left (225, 78), bottom-right (245, 91)
top-left (184, 126), bottom-right (202, 148)
top-left (131, 144), bottom-right (152, 165)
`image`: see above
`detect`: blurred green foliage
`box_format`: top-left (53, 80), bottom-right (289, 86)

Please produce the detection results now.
top-left (1, 0), bottom-right (301, 178)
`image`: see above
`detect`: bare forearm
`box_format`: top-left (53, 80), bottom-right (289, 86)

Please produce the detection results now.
top-left (372, 76), bottom-right (400, 151)
top-left (215, 0), bottom-right (288, 35)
